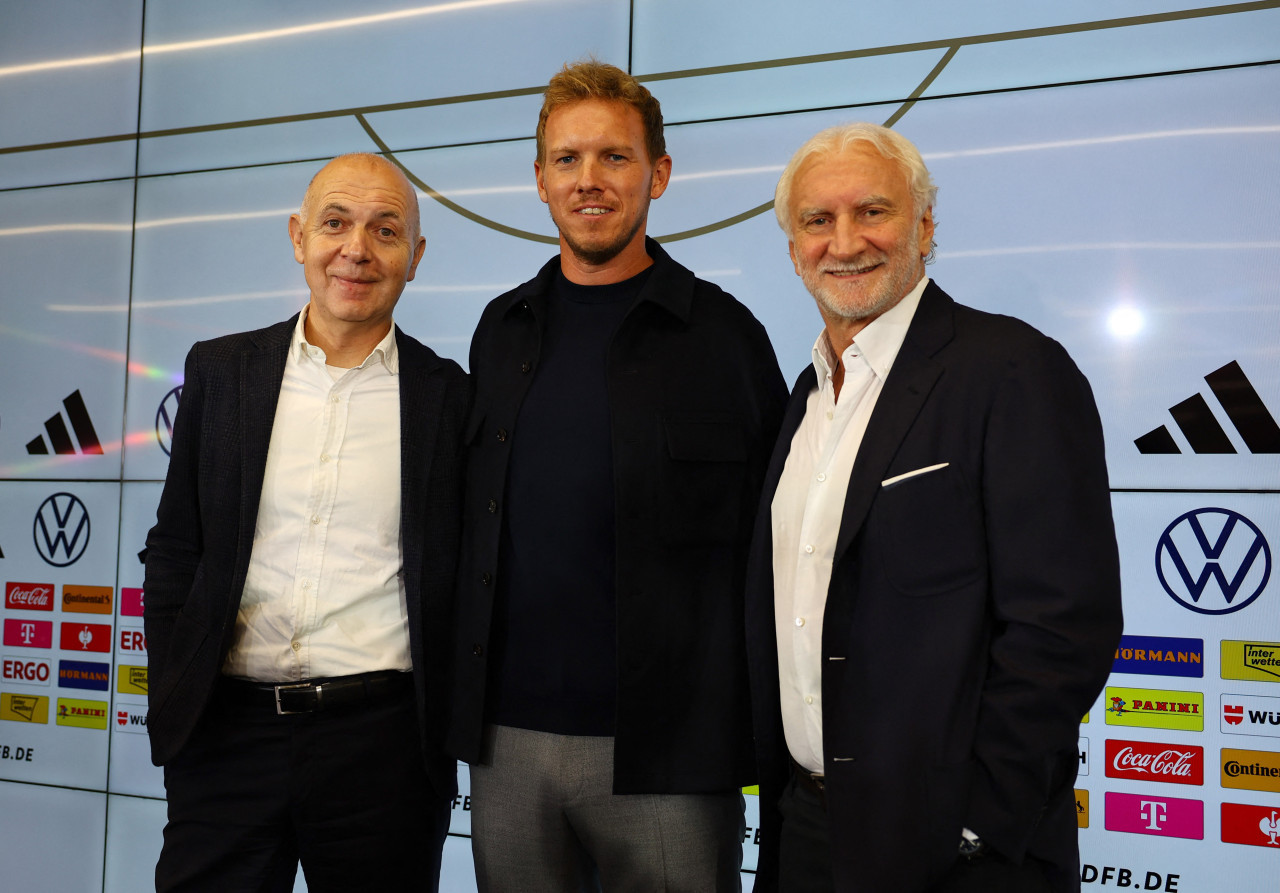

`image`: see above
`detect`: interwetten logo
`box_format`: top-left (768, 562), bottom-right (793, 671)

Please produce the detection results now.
top-left (3, 619), bottom-right (52, 649)
top-left (1221, 803), bottom-right (1280, 848)
top-left (5, 582), bottom-right (54, 611)
top-left (1112, 635), bottom-right (1203, 678)
top-left (1104, 739), bottom-right (1203, 785)
top-left (61, 584), bottom-right (112, 615)
top-left (155, 385), bottom-right (183, 456)
top-left (1155, 508), bottom-right (1270, 614)
top-left (1221, 640), bottom-right (1280, 682)
top-left (1220, 748), bottom-right (1280, 793)
top-left (56, 697), bottom-right (107, 729)
top-left (2, 656), bottom-right (51, 686)
top-left (117, 665), bottom-right (147, 695)
top-left (59, 622), bottom-right (110, 653)
top-left (1221, 693), bottom-right (1280, 737)
top-left (0, 692), bottom-right (49, 723)
top-left (33, 492), bottom-right (91, 567)
top-left (58, 659), bottom-right (109, 692)
top-left (1105, 686), bottom-right (1204, 732)
top-left (1105, 791), bottom-right (1203, 839)
top-left (1076, 789), bottom-right (1089, 829)
top-left (114, 706), bottom-right (148, 734)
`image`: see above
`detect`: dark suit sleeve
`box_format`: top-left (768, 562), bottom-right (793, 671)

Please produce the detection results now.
top-left (966, 336), bottom-right (1123, 860)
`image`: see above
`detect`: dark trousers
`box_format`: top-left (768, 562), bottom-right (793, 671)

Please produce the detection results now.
top-left (776, 769), bottom-right (1054, 893)
top-left (156, 676), bottom-right (449, 893)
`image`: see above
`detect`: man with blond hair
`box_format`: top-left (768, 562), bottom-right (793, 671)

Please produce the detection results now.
top-left (745, 123), bottom-right (1122, 892)
top-left (449, 61), bottom-right (787, 891)
top-left (145, 153), bottom-right (466, 892)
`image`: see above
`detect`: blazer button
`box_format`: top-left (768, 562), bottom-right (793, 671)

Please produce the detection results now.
top-left (487, 498), bottom-right (498, 513)
top-left (520, 361), bottom-right (532, 373)
top-left (473, 644), bottom-right (484, 656)
top-left (481, 573), bottom-right (492, 585)
top-left (496, 428), bottom-right (508, 442)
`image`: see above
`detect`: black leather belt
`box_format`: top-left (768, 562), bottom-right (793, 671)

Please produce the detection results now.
top-left (218, 670), bottom-right (412, 715)
top-left (791, 758), bottom-right (826, 803)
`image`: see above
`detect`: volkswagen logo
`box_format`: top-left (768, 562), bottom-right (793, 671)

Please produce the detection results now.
top-left (155, 385), bottom-right (183, 456)
top-left (33, 492), bottom-right (91, 567)
top-left (1156, 508), bottom-right (1270, 615)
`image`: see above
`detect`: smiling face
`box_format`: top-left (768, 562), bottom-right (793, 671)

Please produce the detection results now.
top-left (787, 142), bottom-right (934, 336)
top-left (535, 99), bottom-right (671, 283)
top-left (289, 155), bottom-right (425, 346)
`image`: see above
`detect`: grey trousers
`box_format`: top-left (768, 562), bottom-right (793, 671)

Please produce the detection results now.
top-left (469, 724), bottom-right (745, 892)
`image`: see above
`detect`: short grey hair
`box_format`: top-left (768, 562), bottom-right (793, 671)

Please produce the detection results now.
top-left (774, 123), bottom-right (937, 257)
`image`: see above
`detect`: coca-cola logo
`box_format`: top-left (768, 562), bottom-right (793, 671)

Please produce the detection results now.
top-left (5, 582), bottom-right (55, 611)
top-left (1105, 739), bottom-right (1204, 786)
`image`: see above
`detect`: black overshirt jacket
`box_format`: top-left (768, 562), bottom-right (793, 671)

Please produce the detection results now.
top-left (448, 238), bottom-right (788, 795)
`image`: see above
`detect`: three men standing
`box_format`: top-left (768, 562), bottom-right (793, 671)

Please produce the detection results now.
top-left (746, 123), bottom-right (1123, 892)
top-left (448, 61), bottom-right (787, 891)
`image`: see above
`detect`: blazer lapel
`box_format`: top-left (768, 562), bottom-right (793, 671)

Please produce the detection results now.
top-left (397, 329), bottom-right (444, 594)
top-left (240, 318), bottom-right (293, 534)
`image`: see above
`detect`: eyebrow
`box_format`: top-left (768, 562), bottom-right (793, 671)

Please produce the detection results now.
top-left (796, 194), bottom-right (898, 218)
top-left (315, 202), bottom-right (404, 224)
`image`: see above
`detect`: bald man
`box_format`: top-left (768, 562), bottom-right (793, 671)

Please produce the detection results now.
top-left (144, 153), bottom-right (468, 892)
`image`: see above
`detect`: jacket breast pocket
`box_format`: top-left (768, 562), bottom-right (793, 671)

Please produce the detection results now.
top-left (875, 463), bottom-right (984, 596)
top-left (660, 414), bottom-right (747, 545)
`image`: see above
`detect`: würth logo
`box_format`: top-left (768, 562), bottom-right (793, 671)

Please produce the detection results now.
top-left (25, 390), bottom-right (103, 456)
top-left (1155, 508), bottom-right (1270, 615)
top-left (33, 493), bottom-right (90, 567)
top-left (1135, 361), bottom-right (1280, 454)
top-left (1105, 739), bottom-right (1203, 785)
top-left (155, 385), bottom-right (183, 456)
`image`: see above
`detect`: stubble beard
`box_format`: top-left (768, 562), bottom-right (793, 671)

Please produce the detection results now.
top-left (551, 193), bottom-right (651, 268)
top-left (800, 231), bottom-right (923, 324)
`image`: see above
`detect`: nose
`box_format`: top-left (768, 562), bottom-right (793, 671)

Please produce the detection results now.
top-left (341, 226), bottom-right (369, 260)
top-left (575, 157), bottom-right (602, 193)
top-left (828, 215), bottom-right (866, 258)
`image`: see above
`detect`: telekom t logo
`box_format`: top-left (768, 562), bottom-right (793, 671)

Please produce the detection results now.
top-left (1140, 800), bottom-right (1168, 830)
top-left (20, 622), bottom-right (36, 645)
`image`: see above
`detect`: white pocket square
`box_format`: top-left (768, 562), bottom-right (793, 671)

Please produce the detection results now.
top-left (881, 462), bottom-right (950, 488)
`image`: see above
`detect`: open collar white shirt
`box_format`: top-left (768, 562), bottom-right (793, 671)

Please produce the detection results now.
top-left (223, 308), bottom-right (411, 683)
top-left (771, 277), bottom-right (928, 774)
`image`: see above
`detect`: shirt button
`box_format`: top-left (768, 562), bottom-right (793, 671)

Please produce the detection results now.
top-left (291, 641), bottom-right (301, 652)
top-left (301, 581), bottom-right (311, 590)
top-left (331, 395), bottom-right (340, 404)
top-left (496, 428), bottom-right (508, 442)
top-left (311, 515), bottom-right (320, 525)
top-left (826, 411), bottom-right (833, 420)
top-left (487, 498), bottom-right (498, 513)
top-left (481, 573), bottom-right (492, 585)
top-left (320, 454), bottom-right (330, 463)
top-left (473, 644), bottom-right (484, 656)
top-left (816, 473), bottom-right (826, 482)
top-left (795, 617), bottom-right (805, 628)
top-left (520, 361), bottom-right (532, 373)
top-left (804, 695), bottom-right (814, 705)
top-left (804, 544), bottom-right (814, 554)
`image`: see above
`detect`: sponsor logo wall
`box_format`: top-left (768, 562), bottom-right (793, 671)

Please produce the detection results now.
top-left (2, 2), bottom-right (1278, 891)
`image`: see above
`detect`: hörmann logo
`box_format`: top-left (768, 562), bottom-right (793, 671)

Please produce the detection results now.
top-left (58, 660), bottom-right (109, 692)
top-left (5, 582), bottom-right (54, 611)
top-left (1111, 635), bottom-right (1203, 678)
top-left (1220, 748), bottom-right (1280, 793)
top-left (1104, 739), bottom-right (1203, 786)
top-left (1104, 791), bottom-right (1203, 840)
top-left (1221, 639), bottom-right (1280, 682)
top-left (2, 656), bottom-right (52, 686)
top-left (1156, 507), bottom-right (1270, 615)
top-left (61, 584), bottom-right (112, 615)
top-left (1221, 693), bottom-right (1280, 738)
top-left (1105, 686), bottom-right (1204, 732)
top-left (1221, 803), bottom-right (1280, 848)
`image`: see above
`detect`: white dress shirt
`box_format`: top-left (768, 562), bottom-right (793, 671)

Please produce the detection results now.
top-left (222, 309), bottom-right (411, 682)
top-left (771, 277), bottom-right (928, 774)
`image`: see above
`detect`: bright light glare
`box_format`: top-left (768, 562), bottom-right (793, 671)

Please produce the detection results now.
top-left (1107, 305), bottom-right (1144, 339)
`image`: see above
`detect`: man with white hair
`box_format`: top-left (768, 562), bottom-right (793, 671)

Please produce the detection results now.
top-left (745, 123), bottom-right (1123, 892)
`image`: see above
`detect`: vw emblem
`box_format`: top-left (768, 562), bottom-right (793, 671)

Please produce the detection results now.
top-left (33, 492), bottom-right (91, 567)
top-left (155, 385), bottom-right (183, 456)
top-left (1156, 507), bottom-right (1270, 615)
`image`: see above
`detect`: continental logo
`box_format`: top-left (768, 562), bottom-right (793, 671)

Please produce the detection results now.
top-left (56, 697), bottom-right (108, 730)
top-left (61, 584), bottom-right (112, 615)
top-left (117, 665), bottom-right (147, 695)
top-left (1220, 747), bottom-right (1280, 793)
top-left (1111, 635), bottom-right (1203, 678)
top-left (1, 692), bottom-right (49, 724)
top-left (1076, 789), bottom-right (1089, 828)
top-left (1221, 640), bottom-right (1280, 682)
top-left (1105, 686), bottom-right (1204, 732)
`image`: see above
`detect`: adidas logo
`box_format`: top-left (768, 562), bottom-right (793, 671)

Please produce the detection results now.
top-left (1136, 361), bottom-right (1280, 454)
top-left (26, 390), bottom-right (103, 456)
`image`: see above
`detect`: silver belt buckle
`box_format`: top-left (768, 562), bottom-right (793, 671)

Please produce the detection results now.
top-left (274, 681), bottom-right (319, 715)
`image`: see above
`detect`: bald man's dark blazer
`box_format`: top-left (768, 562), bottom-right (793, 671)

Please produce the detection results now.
top-left (746, 282), bottom-right (1123, 892)
top-left (143, 314), bottom-right (468, 801)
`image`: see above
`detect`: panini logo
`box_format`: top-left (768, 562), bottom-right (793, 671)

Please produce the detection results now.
top-left (61, 584), bottom-right (112, 615)
top-left (1220, 803), bottom-right (1280, 848)
top-left (1105, 686), bottom-right (1204, 731)
top-left (1112, 635), bottom-right (1203, 678)
top-left (1221, 640), bottom-right (1280, 682)
top-left (5, 582), bottom-right (54, 611)
top-left (1104, 739), bottom-right (1203, 785)
top-left (2, 656), bottom-right (52, 686)
top-left (57, 660), bottom-right (109, 692)
top-left (1221, 693), bottom-right (1280, 738)
top-left (117, 665), bottom-right (147, 695)
top-left (55, 697), bottom-right (107, 729)
top-left (1, 693), bottom-right (49, 724)
top-left (1076, 789), bottom-right (1089, 828)
top-left (1220, 748), bottom-right (1280, 793)
top-left (114, 707), bottom-right (148, 734)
